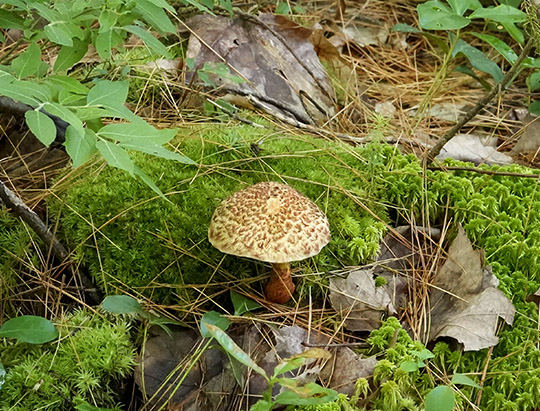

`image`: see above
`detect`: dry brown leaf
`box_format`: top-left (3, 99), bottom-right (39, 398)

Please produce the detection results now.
top-left (436, 133), bottom-right (512, 165)
top-left (329, 269), bottom-right (396, 331)
top-left (428, 226), bottom-right (516, 351)
top-left (320, 348), bottom-right (377, 396)
top-left (184, 13), bottom-right (336, 125)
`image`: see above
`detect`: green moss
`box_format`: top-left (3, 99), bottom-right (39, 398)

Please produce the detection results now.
top-left (0, 309), bottom-right (135, 410)
top-left (50, 124), bottom-right (390, 302)
top-left (0, 208), bottom-right (41, 311)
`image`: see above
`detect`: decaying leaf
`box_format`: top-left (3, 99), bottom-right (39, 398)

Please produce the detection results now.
top-left (184, 13), bottom-right (336, 125)
top-left (428, 226), bottom-right (515, 351)
top-left (436, 133), bottom-right (513, 165)
top-left (512, 114), bottom-right (540, 155)
top-left (134, 326), bottom-right (234, 410)
top-left (320, 347), bottom-right (377, 396)
top-left (329, 269), bottom-right (396, 331)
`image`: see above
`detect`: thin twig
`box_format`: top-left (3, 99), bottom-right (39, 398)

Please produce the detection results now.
top-left (0, 179), bottom-right (102, 305)
top-left (425, 37), bottom-right (535, 163)
top-left (428, 165), bottom-right (540, 179)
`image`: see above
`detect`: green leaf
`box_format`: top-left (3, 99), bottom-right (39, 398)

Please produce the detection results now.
top-left (528, 72), bottom-right (540, 92)
top-left (275, 2), bottom-right (290, 14)
top-left (95, 29), bottom-right (124, 60)
top-left (231, 290), bottom-right (262, 316)
top-left (87, 80), bottom-right (129, 107)
top-left (11, 42), bottom-right (42, 79)
top-left (249, 400), bottom-right (273, 411)
top-left (75, 400), bottom-right (123, 411)
top-left (118, 139), bottom-right (196, 164)
top-left (200, 311), bottom-right (230, 338)
top-left (25, 110), bottom-right (57, 146)
top-left (97, 122), bottom-right (174, 143)
top-left (392, 23), bottom-right (421, 33)
top-left (133, 165), bottom-right (167, 200)
top-left (454, 65), bottom-right (491, 90)
top-left (0, 81), bottom-right (40, 105)
top-left (44, 21), bottom-right (84, 46)
top-left (134, 0), bottom-right (176, 34)
top-left (102, 295), bottom-right (145, 314)
top-left (274, 382), bottom-right (338, 406)
top-left (451, 373), bottom-right (481, 388)
top-left (470, 33), bottom-right (517, 64)
top-left (145, 0), bottom-right (176, 13)
top-left (0, 315), bottom-right (58, 344)
top-left (98, 10), bottom-right (117, 33)
top-left (48, 75), bottom-right (89, 95)
top-left (65, 127), bottom-right (97, 167)
top-left (96, 139), bottom-right (135, 175)
top-left (425, 385), bottom-right (455, 411)
top-left (447, 0), bottom-right (481, 15)
top-left (202, 322), bottom-right (268, 378)
top-left (500, 21), bottom-right (524, 44)
top-left (400, 360), bottom-right (419, 372)
top-left (273, 348), bottom-right (331, 378)
top-left (417, 1), bottom-right (470, 30)
top-left (54, 38), bottom-right (89, 72)
top-left (0, 9), bottom-right (24, 29)
top-left (469, 4), bottom-right (527, 25)
top-left (179, 0), bottom-right (214, 13)
top-left (413, 348), bottom-right (434, 361)
top-left (123, 25), bottom-right (171, 59)
top-left (452, 39), bottom-right (502, 82)
top-left (42, 102), bottom-right (84, 133)
top-left (529, 100), bottom-right (540, 115)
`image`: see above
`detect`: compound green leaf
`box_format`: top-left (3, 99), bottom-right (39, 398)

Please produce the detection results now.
top-left (469, 4), bottom-right (527, 25)
top-left (134, 0), bottom-right (176, 34)
top-left (118, 139), bottom-right (195, 164)
top-left (65, 127), bottom-right (97, 167)
top-left (0, 315), bottom-right (58, 344)
top-left (123, 25), bottom-right (171, 58)
top-left (87, 80), bottom-right (128, 107)
top-left (11, 42), bottom-right (41, 79)
top-left (25, 110), bottom-right (57, 146)
top-left (54, 38), bottom-right (89, 72)
top-left (96, 139), bottom-right (135, 175)
top-left (417, 1), bottom-right (470, 30)
top-left (0, 9), bottom-right (24, 29)
top-left (98, 10), bottom-right (117, 33)
top-left (447, 0), bottom-right (481, 15)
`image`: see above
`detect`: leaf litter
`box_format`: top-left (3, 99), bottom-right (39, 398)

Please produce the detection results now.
top-left (183, 13), bottom-right (337, 125)
top-left (329, 225), bottom-right (515, 351)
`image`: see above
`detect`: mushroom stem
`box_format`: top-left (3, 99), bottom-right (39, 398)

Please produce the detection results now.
top-left (265, 262), bottom-right (295, 304)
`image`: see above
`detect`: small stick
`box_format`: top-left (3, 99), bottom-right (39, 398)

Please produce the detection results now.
top-left (425, 37), bottom-right (535, 164)
top-left (0, 179), bottom-right (102, 305)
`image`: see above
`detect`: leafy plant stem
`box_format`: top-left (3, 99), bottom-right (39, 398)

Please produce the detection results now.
top-left (426, 36), bottom-right (535, 164)
top-left (413, 32), bottom-right (461, 131)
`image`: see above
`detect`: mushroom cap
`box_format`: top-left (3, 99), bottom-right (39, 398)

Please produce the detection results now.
top-left (208, 181), bottom-right (330, 263)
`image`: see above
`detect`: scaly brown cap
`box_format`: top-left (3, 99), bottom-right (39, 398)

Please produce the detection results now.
top-left (208, 181), bottom-right (330, 263)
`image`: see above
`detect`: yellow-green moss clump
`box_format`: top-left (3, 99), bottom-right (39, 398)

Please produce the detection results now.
top-left (50, 124), bottom-right (390, 302)
top-left (0, 309), bottom-right (135, 410)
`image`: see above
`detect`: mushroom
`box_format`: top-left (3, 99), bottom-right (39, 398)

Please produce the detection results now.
top-left (208, 181), bottom-right (330, 304)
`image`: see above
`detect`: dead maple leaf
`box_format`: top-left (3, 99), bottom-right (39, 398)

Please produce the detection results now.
top-left (428, 226), bottom-right (515, 351)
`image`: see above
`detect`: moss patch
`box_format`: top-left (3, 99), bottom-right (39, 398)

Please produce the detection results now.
top-left (50, 124), bottom-right (390, 302)
top-left (0, 309), bottom-right (135, 410)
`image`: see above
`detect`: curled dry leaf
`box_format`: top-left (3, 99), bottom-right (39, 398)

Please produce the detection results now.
top-left (436, 133), bottom-right (512, 165)
top-left (184, 13), bottom-right (336, 125)
top-left (329, 269), bottom-right (396, 332)
top-left (429, 226), bottom-right (516, 351)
